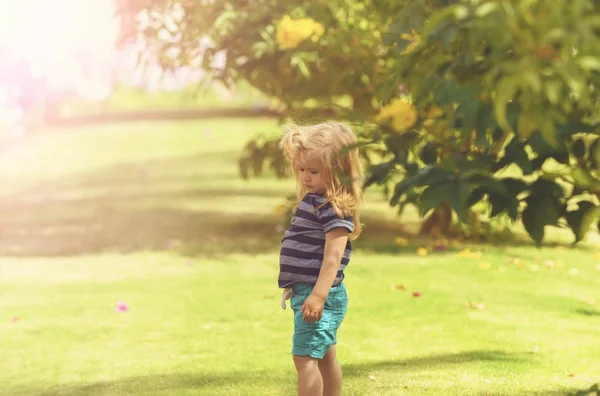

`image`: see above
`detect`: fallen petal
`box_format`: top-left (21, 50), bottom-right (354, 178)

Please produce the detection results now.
top-left (412, 291), bottom-right (422, 298)
top-left (11, 317), bottom-right (19, 323)
top-left (115, 301), bottom-right (128, 312)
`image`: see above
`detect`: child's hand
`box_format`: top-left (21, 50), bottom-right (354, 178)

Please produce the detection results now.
top-left (301, 294), bottom-right (325, 323)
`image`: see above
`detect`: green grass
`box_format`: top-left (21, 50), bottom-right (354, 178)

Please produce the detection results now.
top-left (0, 119), bottom-right (599, 395)
top-left (56, 83), bottom-right (273, 118)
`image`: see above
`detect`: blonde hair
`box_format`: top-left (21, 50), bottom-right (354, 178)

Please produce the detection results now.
top-left (279, 122), bottom-right (364, 240)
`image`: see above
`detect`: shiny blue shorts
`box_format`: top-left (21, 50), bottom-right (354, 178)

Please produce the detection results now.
top-left (290, 283), bottom-right (348, 359)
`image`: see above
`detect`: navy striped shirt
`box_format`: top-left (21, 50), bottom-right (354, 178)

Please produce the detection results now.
top-left (278, 193), bottom-right (354, 288)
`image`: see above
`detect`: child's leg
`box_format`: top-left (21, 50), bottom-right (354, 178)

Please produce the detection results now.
top-left (293, 355), bottom-right (322, 396)
top-left (318, 345), bottom-right (342, 396)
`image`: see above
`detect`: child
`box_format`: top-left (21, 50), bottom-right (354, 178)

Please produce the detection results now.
top-left (278, 122), bottom-right (364, 396)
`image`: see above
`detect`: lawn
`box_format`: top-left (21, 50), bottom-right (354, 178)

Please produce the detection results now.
top-left (0, 118), bottom-right (599, 396)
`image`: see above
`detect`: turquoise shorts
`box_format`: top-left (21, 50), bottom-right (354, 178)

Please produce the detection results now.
top-left (290, 283), bottom-right (348, 359)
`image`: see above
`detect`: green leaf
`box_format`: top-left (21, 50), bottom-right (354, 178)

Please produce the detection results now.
top-left (365, 162), bottom-right (395, 187)
top-left (573, 138), bottom-right (586, 159)
top-left (566, 201), bottom-right (597, 242)
top-left (468, 174), bottom-right (508, 196)
top-left (522, 197), bottom-right (546, 246)
top-left (578, 205), bottom-right (600, 242)
top-left (578, 56), bottom-right (600, 71)
top-left (389, 166), bottom-right (454, 206)
top-left (466, 188), bottom-right (485, 208)
top-left (448, 177), bottom-right (471, 222)
top-left (544, 79), bottom-right (562, 105)
top-left (500, 139), bottom-right (533, 174)
top-left (389, 178), bottom-right (416, 206)
top-left (487, 177), bottom-right (526, 220)
top-left (540, 118), bottom-right (558, 148)
top-left (571, 165), bottom-right (600, 191)
top-left (494, 76), bottom-right (520, 134)
top-left (386, 133), bottom-right (419, 163)
top-left (522, 192), bottom-right (565, 245)
top-left (475, 2), bottom-right (500, 17)
top-left (502, 177), bottom-right (529, 196)
top-left (420, 143), bottom-right (438, 165)
top-left (419, 181), bottom-right (453, 216)
top-left (419, 177), bottom-right (470, 222)
top-left (530, 178), bottom-right (565, 198)
top-left (488, 192), bottom-right (519, 220)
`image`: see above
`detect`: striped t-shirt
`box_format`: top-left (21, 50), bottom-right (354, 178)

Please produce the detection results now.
top-left (278, 193), bottom-right (354, 288)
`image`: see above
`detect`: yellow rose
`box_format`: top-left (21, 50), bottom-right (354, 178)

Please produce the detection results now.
top-left (276, 15), bottom-right (325, 49)
top-left (376, 98), bottom-right (418, 132)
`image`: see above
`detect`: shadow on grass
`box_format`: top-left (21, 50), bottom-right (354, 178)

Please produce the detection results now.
top-left (37, 370), bottom-right (285, 396)
top-left (0, 150), bottom-right (589, 258)
top-left (34, 350), bottom-right (534, 396)
top-left (344, 350), bottom-right (528, 377)
top-left (571, 383), bottom-right (600, 396)
top-left (0, 153), bottom-right (407, 258)
top-left (574, 308), bottom-right (600, 317)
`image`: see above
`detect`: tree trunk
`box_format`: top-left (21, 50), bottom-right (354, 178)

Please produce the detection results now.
top-left (419, 202), bottom-right (453, 237)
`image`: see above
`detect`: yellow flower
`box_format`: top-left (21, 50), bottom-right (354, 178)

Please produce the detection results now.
top-left (417, 247), bottom-right (428, 256)
top-left (426, 106), bottom-right (444, 119)
top-left (458, 249), bottom-right (483, 259)
top-left (376, 98), bottom-right (418, 132)
top-left (276, 15), bottom-right (325, 49)
top-left (395, 237), bottom-right (409, 247)
top-left (400, 29), bottom-right (421, 54)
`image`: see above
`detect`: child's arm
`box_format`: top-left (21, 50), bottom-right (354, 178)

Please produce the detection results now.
top-left (301, 227), bottom-right (349, 323)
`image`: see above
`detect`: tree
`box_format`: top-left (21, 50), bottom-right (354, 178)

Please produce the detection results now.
top-left (367, 0), bottom-right (600, 245)
top-left (117, 0), bottom-right (600, 245)
top-left (116, 0), bottom-right (405, 117)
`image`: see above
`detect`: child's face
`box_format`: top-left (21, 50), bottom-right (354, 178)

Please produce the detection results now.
top-left (298, 158), bottom-right (326, 195)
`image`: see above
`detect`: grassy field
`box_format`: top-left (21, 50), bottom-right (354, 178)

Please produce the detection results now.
top-left (56, 83), bottom-right (273, 119)
top-left (0, 118), bottom-right (599, 396)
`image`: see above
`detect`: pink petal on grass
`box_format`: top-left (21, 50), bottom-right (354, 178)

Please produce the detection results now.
top-left (115, 301), bottom-right (128, 312)
top-left (412, 291), bottom-right (422, 298)
top-left (11, 317), bottom-right (19, 323)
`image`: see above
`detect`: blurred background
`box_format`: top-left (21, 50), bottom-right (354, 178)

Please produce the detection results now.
top-left (1, 1), bottom-right (600, 395)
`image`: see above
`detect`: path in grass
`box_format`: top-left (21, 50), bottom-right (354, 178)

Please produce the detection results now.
top-left (0, 119), bottom-right (599, 395)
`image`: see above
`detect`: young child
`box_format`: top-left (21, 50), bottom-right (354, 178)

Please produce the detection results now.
top-left (278, 122), bottom-right (364, 396)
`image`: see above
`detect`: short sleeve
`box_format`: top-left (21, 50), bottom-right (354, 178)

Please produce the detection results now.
top-left (317, 202), bottom-right (354, 233)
